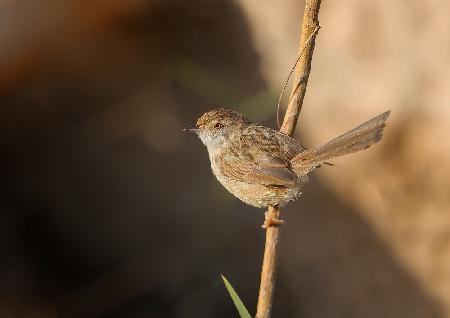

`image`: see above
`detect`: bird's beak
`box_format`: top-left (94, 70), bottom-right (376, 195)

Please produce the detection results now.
top-left (182, 125), bottom-right (200, 133)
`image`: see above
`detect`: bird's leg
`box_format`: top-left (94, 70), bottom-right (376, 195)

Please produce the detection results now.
top-left (262, 206), bottom-right (285, 229)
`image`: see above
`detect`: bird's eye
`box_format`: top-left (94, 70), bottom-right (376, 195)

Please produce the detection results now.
top-left (214, 122), bottom-right (224, 129)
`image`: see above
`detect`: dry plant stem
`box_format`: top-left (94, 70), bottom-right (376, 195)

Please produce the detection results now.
top-left (256, 207), bottom-right (281, 318)
top-left (256, 1), bottom-right (322, 318)
top-left (276, 25), bottom-right (320, 130)
top-left (281, 0), bottom-right (322, 136)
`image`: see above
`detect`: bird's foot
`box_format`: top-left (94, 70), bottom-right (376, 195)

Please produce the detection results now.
top-left (262, 210), bottom-right (285, 229)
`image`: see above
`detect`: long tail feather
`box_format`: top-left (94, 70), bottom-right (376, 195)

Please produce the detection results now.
top-left (292, 111), bottom-right (390, 173)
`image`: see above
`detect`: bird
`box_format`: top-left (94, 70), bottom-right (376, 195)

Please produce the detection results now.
top-left (184, 108), bottom-right (390, 210)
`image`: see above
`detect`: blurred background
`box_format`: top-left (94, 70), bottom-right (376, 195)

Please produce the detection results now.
top-left (1, 0), bottom-right (449, 317)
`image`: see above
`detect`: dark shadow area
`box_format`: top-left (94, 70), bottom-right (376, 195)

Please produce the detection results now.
top-left (0, 0), bottom-right (443, 317)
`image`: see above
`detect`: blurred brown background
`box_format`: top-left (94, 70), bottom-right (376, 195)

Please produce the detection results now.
top-left (1, 0), bottom-right (449, 317)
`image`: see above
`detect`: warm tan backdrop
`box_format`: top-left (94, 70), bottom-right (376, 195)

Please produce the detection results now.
top-left (0, 1), bottom-right (448, 317)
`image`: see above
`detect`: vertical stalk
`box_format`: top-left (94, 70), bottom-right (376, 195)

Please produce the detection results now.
top-left (255, 1), bottom-right (322, 317)
top-left (255, 207), bottom-right (281, 318)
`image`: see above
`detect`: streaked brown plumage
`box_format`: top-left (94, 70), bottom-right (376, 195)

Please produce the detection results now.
top-left (185, 108), bottom-right (390, 208)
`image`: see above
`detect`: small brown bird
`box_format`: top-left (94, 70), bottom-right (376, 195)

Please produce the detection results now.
top-left (184, 108), bottom-right (390, 209)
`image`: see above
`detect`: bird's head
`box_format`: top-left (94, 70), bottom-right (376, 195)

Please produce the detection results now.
top-left (183, 108), bottom-right (251, 152)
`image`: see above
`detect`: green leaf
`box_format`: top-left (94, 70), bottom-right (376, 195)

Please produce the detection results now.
top-left (221, 275), bottom-right (252, 318)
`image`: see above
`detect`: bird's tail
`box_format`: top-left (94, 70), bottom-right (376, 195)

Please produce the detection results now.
top-left (292, 111), bottom-right (390, 173)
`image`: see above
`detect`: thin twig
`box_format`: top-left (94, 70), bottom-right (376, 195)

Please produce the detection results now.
top-left (255, 207), bottom-right (281, 318)
top-left (280, 0), bottom-right (322, 137)
top-left (255, 1), bottom-right (322, 318)
top-left (276, 25), bottom-right (320, 129)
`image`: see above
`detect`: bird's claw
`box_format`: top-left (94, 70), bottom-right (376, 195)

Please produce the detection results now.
top-left (262, 211), bottom-right (285, 229)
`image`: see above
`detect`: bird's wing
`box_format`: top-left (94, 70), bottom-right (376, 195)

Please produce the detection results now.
top-left (218, 151), bottom-right (297, 186)
top-left (246, 156), bottom-right (297, 186)
top-left (217, 152), bottom-right (297, 186)
top-left (273, 130), bottom-right (307, 158)
top-left (217, 125), bottom-right (306, 186)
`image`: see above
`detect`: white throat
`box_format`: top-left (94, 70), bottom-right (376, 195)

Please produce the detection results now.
top-left (198, 133), bottom-right (227, 158)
